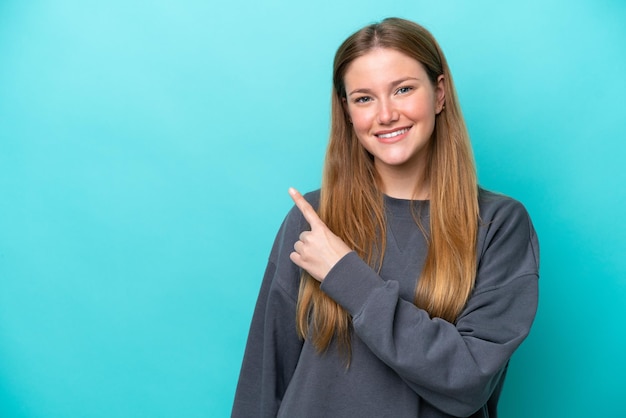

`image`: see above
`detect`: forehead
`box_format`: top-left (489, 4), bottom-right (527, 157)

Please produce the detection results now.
top-left (343, 48), bottom-right (427, 86)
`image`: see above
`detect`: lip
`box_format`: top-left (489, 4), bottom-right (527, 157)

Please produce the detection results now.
top-left (374, 126), bottom-right (412, 143)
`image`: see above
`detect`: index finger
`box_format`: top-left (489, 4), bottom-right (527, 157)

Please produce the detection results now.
top-left (289, 187), bottom-right (323, 227)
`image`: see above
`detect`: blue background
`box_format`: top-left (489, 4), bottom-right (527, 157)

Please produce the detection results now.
top-left (1, 0), bottom-right (625, 417)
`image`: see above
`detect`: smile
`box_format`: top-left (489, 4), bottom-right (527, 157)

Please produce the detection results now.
top-left (375, 127), bottom-right (410, 139)
top-left (376, 128), bottom-right (411, 139)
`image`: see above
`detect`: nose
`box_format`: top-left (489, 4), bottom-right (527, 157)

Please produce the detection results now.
top-left (377, 99), bottom-right (399, 125)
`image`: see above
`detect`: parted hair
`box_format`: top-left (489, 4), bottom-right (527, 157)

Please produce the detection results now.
top-left (296, 17), bottom-right (479, 354)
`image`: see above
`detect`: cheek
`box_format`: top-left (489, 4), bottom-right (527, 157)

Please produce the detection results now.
top-left (403, 98), bottom-right (435, 119)
top-left (348, 109), bottom-right (374, 134)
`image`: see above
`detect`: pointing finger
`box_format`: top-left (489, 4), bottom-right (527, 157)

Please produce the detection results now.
top-left (289, 187), bottom-right (323, 227)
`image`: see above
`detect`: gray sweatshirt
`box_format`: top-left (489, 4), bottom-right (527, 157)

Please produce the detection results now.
top-left (232, 189), bottom-right (539, 418)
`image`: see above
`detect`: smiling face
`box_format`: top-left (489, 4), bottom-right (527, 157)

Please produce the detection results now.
top-left (342, 48), bottom-right (445, 196)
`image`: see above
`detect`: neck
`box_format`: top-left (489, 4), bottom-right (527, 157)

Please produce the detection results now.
top-left (376, 163), bottom-right (430, 200)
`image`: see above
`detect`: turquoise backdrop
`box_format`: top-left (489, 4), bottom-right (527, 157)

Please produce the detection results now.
top-left (1, 0), bottom-right (625, 417)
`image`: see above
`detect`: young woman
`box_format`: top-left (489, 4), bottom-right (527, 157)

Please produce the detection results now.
top-left (232, 17), bottom-right (539, 418)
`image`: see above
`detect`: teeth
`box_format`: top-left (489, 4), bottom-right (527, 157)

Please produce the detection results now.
top-left (377, 128), bottom-right (409, 139)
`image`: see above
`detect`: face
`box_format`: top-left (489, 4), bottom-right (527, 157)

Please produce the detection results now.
top-left (342, 48), bottom-right (445, 189)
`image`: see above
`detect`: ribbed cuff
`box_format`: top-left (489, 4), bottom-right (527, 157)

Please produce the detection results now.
top-left (320, 252), bottom-right (385, 317)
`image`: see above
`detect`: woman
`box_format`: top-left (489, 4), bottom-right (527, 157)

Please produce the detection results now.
top-left (232, 17), bottom-right (539, 418)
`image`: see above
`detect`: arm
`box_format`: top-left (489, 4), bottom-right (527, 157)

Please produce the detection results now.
top-left (295, 191), bottom-right (539, 416)
top-left (231, 208), bottom-right (306, 417)
top-left (323, 255), bottom-right (537, 416)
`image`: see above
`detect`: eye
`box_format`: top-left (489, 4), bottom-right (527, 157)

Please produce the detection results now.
top-left (354, 96), bottom-right (372, 104)
top-left (396, 86), bottom-right (413, 95)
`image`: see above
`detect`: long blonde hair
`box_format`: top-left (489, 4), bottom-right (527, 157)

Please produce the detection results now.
top-left (296, 18), bottom-right (479, 354)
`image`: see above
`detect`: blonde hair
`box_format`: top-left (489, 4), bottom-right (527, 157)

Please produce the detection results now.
top-left (296, 18), bottom-right (479, 354)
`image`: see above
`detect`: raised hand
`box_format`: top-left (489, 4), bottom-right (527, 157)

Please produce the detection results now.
top-left (288, 187), bottom-right (352, 282)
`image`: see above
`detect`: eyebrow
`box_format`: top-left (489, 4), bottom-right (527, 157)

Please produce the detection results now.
top-left (347, 77), bottom-right (421, 97)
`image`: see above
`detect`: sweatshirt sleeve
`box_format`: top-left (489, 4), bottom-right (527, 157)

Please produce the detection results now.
top-left (320, 198), bottom-right (539, 417)
top-left (231, 206), bottom-right (306, 418)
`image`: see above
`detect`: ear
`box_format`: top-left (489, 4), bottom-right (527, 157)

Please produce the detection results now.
top-left (435, 74), bottom-right (446, 114)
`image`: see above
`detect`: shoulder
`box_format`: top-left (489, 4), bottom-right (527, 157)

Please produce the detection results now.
top-left (477, 187), bottom-right (537, 240)
top-left (477, 188), bottom-right (537, 244)
top-left (478, 188), bottom-right (530, 221)
top-left (475, 188), bottom-right (540, 287)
